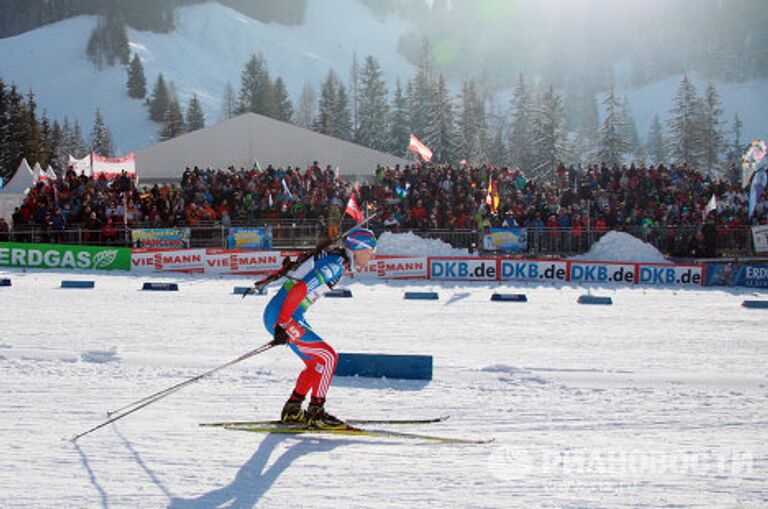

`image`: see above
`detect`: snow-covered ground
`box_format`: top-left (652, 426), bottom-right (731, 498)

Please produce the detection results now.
top-left (1, 267), bottom-right (767, 507)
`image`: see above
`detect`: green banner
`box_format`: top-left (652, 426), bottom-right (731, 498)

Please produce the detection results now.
top-left (0, 242), bottom-right (131, 271)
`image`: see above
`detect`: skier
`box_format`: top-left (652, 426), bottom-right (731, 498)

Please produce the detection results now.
top-left (262, 228), bottom-right (377, 428)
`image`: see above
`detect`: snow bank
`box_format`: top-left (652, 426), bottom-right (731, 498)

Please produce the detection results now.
top-left (376, 231), bottom-right (470, 257)
top-left (569, 231), bottom-right (669, 264)
top-left (80, 347), bottom-right (120, 364)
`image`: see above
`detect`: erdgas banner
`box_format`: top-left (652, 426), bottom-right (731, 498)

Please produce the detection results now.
top-left (0, 242), bottom-right (131, 271)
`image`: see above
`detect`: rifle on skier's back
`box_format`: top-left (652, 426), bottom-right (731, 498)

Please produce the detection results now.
top-left (242, 213), bottom-right (378, 298)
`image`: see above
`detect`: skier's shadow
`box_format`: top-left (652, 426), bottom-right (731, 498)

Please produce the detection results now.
top-left (167, 434), bottom-right (366, 509)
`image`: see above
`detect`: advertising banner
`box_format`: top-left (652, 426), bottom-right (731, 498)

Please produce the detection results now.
top-left (356, 256), bottom-right (428, 279)
top-left (92, 152), bottom-right (136, 179)
top-left (637, 264), bottom-right (704, 286)
top-left (752, 225), bottom-right (768, 254)
top-left (204, 250), bottom-right (282, 275)
top-left (131, 249), bottom-right (205, 273)
top-left (429, 257), bottom-right (499, 281)
top-left (227, 227), bottom-right (273, 250)
top-left (483, 228), bottom-right (528, 252)
top-left (705, 262), bottom-right (768, 288)
top-left (132, 228), bottom-right (191, 249)
top-left (499, 259), bottom-right (569, 282)
top-left (0, 242), bottom-right (130, 271)
top-left (569, 261), bottom-right (637, 284)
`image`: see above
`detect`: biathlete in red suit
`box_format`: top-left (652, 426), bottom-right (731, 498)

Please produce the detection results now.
top-left (263, 228), bottom-right (376, 428)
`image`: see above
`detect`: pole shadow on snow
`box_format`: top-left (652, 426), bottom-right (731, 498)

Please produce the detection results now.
top-left (114, 427), bottom-right (174, 500)
top-left (167, 433), bottom-right (374, 509)
top-left (73, 441), bottom-right (110, 509)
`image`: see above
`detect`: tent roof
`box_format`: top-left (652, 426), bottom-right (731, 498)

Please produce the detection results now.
top-left (135, 112), bottom-right (411, 181)
top-left (0, 159), bottom-right (33, 195)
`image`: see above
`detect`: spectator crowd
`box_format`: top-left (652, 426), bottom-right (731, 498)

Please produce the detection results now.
top-left (8, 158), bottom-right (768, 258)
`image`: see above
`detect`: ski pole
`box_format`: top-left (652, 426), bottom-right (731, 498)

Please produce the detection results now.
top-left (72, 340), bottom-right (277, 442)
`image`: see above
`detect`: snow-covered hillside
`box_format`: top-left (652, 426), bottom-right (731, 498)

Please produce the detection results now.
top-left (0, 0), bottom-right (765, 155)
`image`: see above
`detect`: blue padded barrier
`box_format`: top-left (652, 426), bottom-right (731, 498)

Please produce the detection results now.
top-left (491, 293), bottom-right (527, 302)
top-left (142, 282), bottom-right (179, 291)
top-left (404, 291), bottom-right (439, 300)
top-left (61, 280), bottom-right (95, 289)
top-left (742, 300), bottom-right (768, 309)
top-left (336, 353), bottom-right (433, 381)
top-left (233, 286), bottom-right (267, 295)
top-left (578, 295), bottom-right (613, 305)
top-left (325, 288), bottom-right (353, 298)
top-left (0, 278), bottom-right (11, 287)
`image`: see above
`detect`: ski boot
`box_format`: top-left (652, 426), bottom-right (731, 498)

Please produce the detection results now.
top-left (280, 391), bottom-right (306, 424)
top-left (305, 397), bottom-right (347, 429)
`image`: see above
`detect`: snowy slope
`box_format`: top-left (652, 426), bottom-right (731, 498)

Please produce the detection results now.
top-left (0, 0), bottom-right (764, 157)
top-left (0, 0), bottom-right (414, 153)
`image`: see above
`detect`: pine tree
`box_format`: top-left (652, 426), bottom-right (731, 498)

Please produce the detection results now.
top-left (621, 95), bottom-right (640, 155)
top-left (90, 109), bottom-right (114, 157)
top-left (0, 78), bottom-right (8, 181)
top-left (70, 119), bottom-right (88, 158)
top-left (237, 54), bottom-right (271, 116)
top-left (22, 91), bottom-right (43, 167)
top-left (427, 74), bottom-right (457, 164)
top-left (355, 56), bottom-right (389, 151)
top-left (700, 82), bottom-right (724, 174)
top-left (597, 84), bottom-right (627, 166)
top-left (314, 70), bottom-right (339, 136)
top-left (731, 112), bottom-right (743, 159)
top-left (272, 77), bottom-right (293, 123)
top-left (487, 118), bottom-right (509, 168)
top-left (127, 53), bottom-right (147, 99)
top-left (294, 82), bottom-right (316, 129)
top-left (4, 85), bottom-right (28, 178)
top-left (646, 114), bottom-right (666, 163)
top-left (408, 41), bottom-right (435, 144)
top-left (148, 73), bottom-right (170, 122)
top-left (387, 79), bottom-right (410, 157)
top-left (350, 52), bottom-right (360, 132)
top-left (160, 96), bottom-right (185, 141)
top-left (458, 78), bottom-right (488, 164)
top-left (220, 82), bottom-right (237, 121)
top-left (530, 85), bottom-right (565, 179)
top-left (509, 73), bottom-right (534, 172)
top-left (186, 93), bottom-right (205, 132)
top-left (333, 83), bottom-right (353, 141)
top-left (667, 74), bottom-right (704, 166)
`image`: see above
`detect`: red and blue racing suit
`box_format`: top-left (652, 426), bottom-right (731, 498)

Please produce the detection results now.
top-left (263, 250), bottom-right (348, 399)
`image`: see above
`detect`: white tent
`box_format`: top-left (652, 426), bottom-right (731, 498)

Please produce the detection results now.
top-left (0, 159), bottom-right (34, 223)
top-left (135, 112), bottom-right (410, 181)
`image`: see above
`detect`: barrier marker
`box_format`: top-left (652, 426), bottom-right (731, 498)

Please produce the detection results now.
top-left (233, 286), bottom-right (267, 295)
top-left (491, 293), bottom-right (527, 302)
top-left (742, 300), bottom-right (768, 309)
top-left (0, 278), bottom-right (11, 287)
top-left (325, 288), bottom-right (353, 298)
top-left (142, 282), bottom-right (179, 292)
top-left (404, 291), bottom-right (439, 300)
top-left (578, 295), bottom-right (613, 305)
top-left (61, 280), bottom-right (95, 289)
top-left (336, 353), bottom-right (433, 380)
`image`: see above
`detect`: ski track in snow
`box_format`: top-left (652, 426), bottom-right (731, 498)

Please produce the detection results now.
top-left (1, 269), bottom-right (767, 508)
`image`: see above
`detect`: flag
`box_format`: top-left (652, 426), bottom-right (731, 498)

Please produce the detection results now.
top-left (281, 178), bottom-right (293, 200)
top-left (45, 165), bottom-right (57, 181)
top-left (749, 170), bottom-right (767, 218)
top-left (345, 193), bottom-right (364, 223)
top-left (395, 183), bottom-right (410, 199)
top-left (485, 176), bottom-right (499, 215)
top-left (459, 159), bottom-right (468, 166)
top-left (32, 163), bottom-right (44, 184)
top-left (742, 140), bottom-right (767, 188)
top-left (703, 193), bottom-right (717, 220)
top-left (268, 192), bottom-right (273, 208)
top-left (407, 134), bottom-right (433, 162)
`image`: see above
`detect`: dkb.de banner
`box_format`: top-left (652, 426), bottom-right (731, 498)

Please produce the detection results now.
top-left (227, 227), bottom-right (273, 250)
top-left (705, 262), bottom-right (768, 288)
top-left (0, 242), bottom-right (130, 271)
top-left (483, 227), bottom-right (527, 252)
top-left (131, 228), bottom-right (191, 249)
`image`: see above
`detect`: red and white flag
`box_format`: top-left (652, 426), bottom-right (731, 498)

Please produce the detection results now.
top-left (407, 134), bottom-right (433, 162)
top-left (345, 193), bottom-right (364, 223)
top-left (703, 193), bottom-right (717, 220)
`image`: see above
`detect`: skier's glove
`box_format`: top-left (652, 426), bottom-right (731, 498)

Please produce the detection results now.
top-left (272, 324), bottom-right (290, 345)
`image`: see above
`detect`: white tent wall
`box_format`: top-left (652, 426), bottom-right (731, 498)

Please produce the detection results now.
top-left (0, 160), bottom-right (34, 224)
top-left (135, 113), bottom-right (410, 182)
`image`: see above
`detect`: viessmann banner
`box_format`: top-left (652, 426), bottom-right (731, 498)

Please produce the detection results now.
top-left (0, 242), bottom-right (131, 271)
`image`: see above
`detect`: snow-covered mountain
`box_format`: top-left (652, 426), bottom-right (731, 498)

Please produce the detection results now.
top-left (0, 0), bottom-right (765, 155)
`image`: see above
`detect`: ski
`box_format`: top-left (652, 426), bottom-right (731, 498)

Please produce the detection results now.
top-left (212, 423), bottom-right (491, 444)
top-left (200, 415), bottom-right (450, 428)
